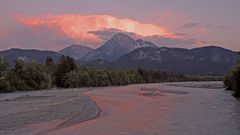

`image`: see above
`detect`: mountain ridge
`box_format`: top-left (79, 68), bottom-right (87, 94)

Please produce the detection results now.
top-left (0, 48), bottom-right (61, 66)
top-left (1, 33), bottom-right (239, 75)
top-left (110, 46), bottom-right (239, 75)
top-left (59, 44), bottom-right (93, 60)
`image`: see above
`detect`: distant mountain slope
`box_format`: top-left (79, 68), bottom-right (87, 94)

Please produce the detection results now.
top-left (82, 33), bottom-right (158, 62)
top-left (59, 44), bottom-right (93, 60)
top-left (0, 48), bottom-right (61, 66)
top-left (136, 39), bottom-right (158, 48)
top-left (81, 50), bottom-right (109, 62)
top-left (111, 46), bottom-right (240, 75)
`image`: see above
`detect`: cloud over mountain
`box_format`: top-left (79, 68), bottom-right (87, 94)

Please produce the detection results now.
top-left (16, 14), bottom-right (172, 46)
top-left (0, 14), bottom-right (221, 51)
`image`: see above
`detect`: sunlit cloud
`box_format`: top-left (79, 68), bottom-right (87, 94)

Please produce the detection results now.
top-left (16, 14), bottom-right (172, 45)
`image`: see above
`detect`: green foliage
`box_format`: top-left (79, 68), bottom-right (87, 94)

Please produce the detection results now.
top-left (0, 58), bottom-right (8, 77)
top-left (224, 63), bottom-right (240, 98)
top-left (63, 71), bottom-right (81, 88)
top-left (45, 56), bottom-right (56, 85)
top-left (2, 56), bottom-right (219, 93)
top-left (61, 66), bottom-right (188, 88)
top-left (14, 59), bottom-right (25, 73)
top-left (21, 63), bottom-right (52, 90)
top-left (0, 58), bottom-right (11, 93)
top-left (1, 60), bottom-right (52, 92)
top-left (0, 79), bottom-right (11, 93)
top-left (45, 56), bottom-right (54, 66)
top-left (55, 56), bottom-right (77, 87)
top-left (6, 70), bottom-right (31, 91)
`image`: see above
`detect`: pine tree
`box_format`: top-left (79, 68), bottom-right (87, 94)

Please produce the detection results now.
top-left (45, 56), bottom-right (56, 85)
top-left (0, 57), bottom-right (11, 92)
top-left (0, 57), bottom-right (8, 77)
top-left (55, 56), bottom-right (77, 87)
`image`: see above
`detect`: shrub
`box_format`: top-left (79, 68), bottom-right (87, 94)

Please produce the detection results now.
top-left (63, 71), bottom-right (81, 88)
top-left (224, 63), bottom-right (240, 98)
top-left (0, 78), bottom-right (11, 93)
top-left (22, 63), bottom-right (52, 90)
top-left (63, 71), bottom-right (92, 88)
top-left (6, 62), bottom-right (52, 91)
top-left (6, 70), bottom-right (29, 91)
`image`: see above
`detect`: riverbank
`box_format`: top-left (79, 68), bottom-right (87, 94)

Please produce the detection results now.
top-left (0, 88), bottom-right (101, 135)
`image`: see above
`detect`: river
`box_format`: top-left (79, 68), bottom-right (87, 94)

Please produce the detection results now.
top-left (1, 82), bottom-right (240, 135)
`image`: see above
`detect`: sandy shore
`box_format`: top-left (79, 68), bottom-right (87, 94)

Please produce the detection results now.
top-left (0, 88), bottom-right (100, 135)
top-left (1, 81), bottom-right (235, 135)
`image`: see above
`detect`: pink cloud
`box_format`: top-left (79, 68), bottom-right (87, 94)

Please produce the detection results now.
top-left (16, 14), bottom-right (172, 45)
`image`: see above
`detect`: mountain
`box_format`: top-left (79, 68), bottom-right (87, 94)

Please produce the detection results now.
top-left (59, 44), bottom-right (93, 60)
top-left (136, 39), bottom-right (158, 48)
top-left (82, 33), bottom-right (158, 62)
top-left (1, 45), bottom-right (239, 75)
top-left (111, 46), bottom-right (240, 75)
top-left (0, 48), bottom-right (61, 66)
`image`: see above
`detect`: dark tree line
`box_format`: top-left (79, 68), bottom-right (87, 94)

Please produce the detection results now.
top-left (53, 56), bottom-right (188, 88)
top-left (224, 62), bottom-right (240, 98)
top-left (1, 55), bottom-right (207, 93)
top-left (0, 58), bottom-right (52, 92)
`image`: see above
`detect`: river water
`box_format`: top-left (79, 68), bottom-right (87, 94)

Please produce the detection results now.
top-left (3, 82), bottom-right (240, 135)
top-left (42, 81), bottom-right (240, 135)
top-left (157, 82), bottom-right (240, 135)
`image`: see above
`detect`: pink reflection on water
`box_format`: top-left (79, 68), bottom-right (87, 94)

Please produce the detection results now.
top-left (47, 85), bottom-right (174, 135)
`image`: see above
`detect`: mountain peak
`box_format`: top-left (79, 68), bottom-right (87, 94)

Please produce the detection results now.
top-left (9, 48), bottom-right (22, 51)
top-left (86, 33), bottom-right (138, 61)
top-left (112, 33), bottom-right (133, 40)
top-left (83, 33), bottom-right (159, 62)
top-left (99, 33), bottom-right (137, 49)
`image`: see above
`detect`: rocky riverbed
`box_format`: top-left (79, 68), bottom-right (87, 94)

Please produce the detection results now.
top-left (1, 82), bottom-right (240, 135)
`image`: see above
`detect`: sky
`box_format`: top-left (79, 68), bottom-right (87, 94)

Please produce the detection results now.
top-left (0, 0), bottom-right (239, 51)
